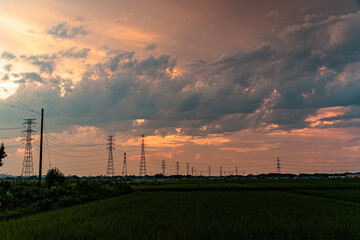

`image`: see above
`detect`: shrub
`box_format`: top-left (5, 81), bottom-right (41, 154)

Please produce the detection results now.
top-left (45, 168), bottom-right (66, 187)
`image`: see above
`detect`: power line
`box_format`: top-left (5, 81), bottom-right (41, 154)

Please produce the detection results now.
top-left (0, 127), bottom-right (24, 130)
top-left (43, 118), bottom-right (52, 169)
top-left (1, 87), bottom-right (41, 115)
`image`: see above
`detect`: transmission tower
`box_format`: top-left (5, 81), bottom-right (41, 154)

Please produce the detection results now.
top-left (176, 161), bottom-right (179, 175)
top-left (139, 135), bottom-right (146, 176)
top-left (162, 160), bottom-right (166, 175)
top-left (277, 157), bottom-right (281, 179)
top-left (186, 163), bottom-right (189, 175)
top-left (122, 152), bottom-right (127, 176)
top-left (106, 136), bottom-right (115, 176)
top-left (191, 166), bottom-right (194, 176)
top-left (209, 166), bottom-right (211, 176)
top-left (236, 166), bottom-right (238, 176)
top-left (220, 166), bottom-right (222, 177)
top-left (21, 119), bottom-right (36, 177)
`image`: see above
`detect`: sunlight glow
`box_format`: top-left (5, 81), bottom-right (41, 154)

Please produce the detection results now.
top-left (0, 82), bottom-right (19, 99)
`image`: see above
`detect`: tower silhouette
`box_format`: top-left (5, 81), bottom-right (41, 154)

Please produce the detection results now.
top-left (176, 161), bottom-right (179, 175)
top-left (21, 119), bottom-right (36, 176)
top-left (106, 136), bottom-right (115, 176)
top-left (277, 157), bottom-right (281, 179)
top-left (162, 160), bottom-right (166, 175)
top-left (186, 163), bottom-right (189, 175)
top-left (122, 152), bottom-right (127, 176)
top-left (139, 135), bottom-right (146, 176)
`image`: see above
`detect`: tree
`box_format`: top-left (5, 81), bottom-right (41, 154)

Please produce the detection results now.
top-left (0, 143), bottom-right (7, 167)
top-left (45, 168), bottom-right (66, 187)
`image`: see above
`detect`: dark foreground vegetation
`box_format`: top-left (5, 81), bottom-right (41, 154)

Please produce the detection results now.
top-left (0, 169), bottom-right (131, 220)
top-left (1, 179), bottom-right (360, 239)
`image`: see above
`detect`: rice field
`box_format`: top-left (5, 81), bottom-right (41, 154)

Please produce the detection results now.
top-left (1, 179), bottom-right (360, 239)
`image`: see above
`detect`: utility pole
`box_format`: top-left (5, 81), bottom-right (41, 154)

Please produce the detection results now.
top-left (122, 152), bottom-right (127, 176)
top-left (277, 157), bottom-right (281, 179)
top-left (38, 108), bottom-right (44, 184)
top-left (22, 119), bottom-right (36, 177)
top-left (209, 166), bottom-right (211, 176)
top-left (106, 136), bottom-right (115, 176)
top-left (139, 135), bottom-right (146, 176)
top-left (220, 166), bottom-right (222, 177)
top-left (162, 160), bottom-right (166, 175)
top-left (176, 161), bottom-right (179, 175)
top-left (186, 163), bottom-right (189, 175)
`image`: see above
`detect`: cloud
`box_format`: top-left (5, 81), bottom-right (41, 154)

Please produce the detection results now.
top-left (60, 47), bottom-right (90, 58)
top-left (47, 22), bottom-right (88, 39)
top-left (1, 52), bottom-right (16, 60)
top-left (263, 10), bottom-right (279, 18)
top-left (144, 43), bottom-right (157, 51)
top-left (3, 64), bottom-right (12, 72)
top-left (20, 54), bottom-right (56, 74)
top-left (6, 10), bottom-right (360, 137)
top-left (16, 72), bottom-right (43, 83)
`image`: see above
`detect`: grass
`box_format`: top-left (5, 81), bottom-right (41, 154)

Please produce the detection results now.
top-left (2, 186), bottom-right (360, 239)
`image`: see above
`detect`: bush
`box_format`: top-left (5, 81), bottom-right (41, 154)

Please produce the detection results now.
top-left (45, 168), bottom-right (66, 187)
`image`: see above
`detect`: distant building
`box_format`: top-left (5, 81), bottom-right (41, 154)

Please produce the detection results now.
top-left (347, 173), bottom-right (360, 178)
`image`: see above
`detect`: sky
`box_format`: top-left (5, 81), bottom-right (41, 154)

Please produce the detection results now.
top-left (1, 0), bottom-right (360, 176)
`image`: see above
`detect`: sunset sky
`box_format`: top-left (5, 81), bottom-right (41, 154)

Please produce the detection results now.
top-left (1, 0), bottom-right (360, 176)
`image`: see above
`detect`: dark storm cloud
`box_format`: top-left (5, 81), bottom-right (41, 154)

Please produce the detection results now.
top-left (321, 106), bottom-right (360, 122)
top-left (1, 52), bottom-right (16, 60)
top-left (107, 51), bottom-right (135, 72)
top-left (47, 22), bottom-right (88, 39)
top-left (8, 10), bottom-right (360, 135)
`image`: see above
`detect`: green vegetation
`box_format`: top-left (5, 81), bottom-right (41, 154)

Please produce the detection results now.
top-left (0, 143), bottom-right (7, 167)
top-left (133, 178), bottom-right (360, 191)
top-left (293, 189), bottom-right (360, 203)
top-left (0, 168), bottom-right (131, 220)
top-left (1, 179), bottom-right (360, 239)
top-left (45, 167), bottom-right (66, 187)
top-left (1, 190), bottom-right (360, 239)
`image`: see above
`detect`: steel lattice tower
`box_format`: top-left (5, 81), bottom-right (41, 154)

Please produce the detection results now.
top-left (220, 166), bottom-right (222, 177)
top-left (122, 152), bottom-right (127, 176)
top-left (162, 160), bottom-right (166, 175)
top-left (21, 119), bottom-right (36, 177)
top-left (191, 166), bottom-right (194, 176)
top-left (277, 157), bottom-right (281, 179)
top-left (186, 163), bottom-right (189, 175)
top-left (176, 162), bottom-right (179, 175)
top-left (139, 135), bottom-right (146, 176)
top-left (209, 166), bottom-right (211, 176)
top-left (106, 136), bottom-right (115, 176)
top-left (236, 166), bottom-right (238, 176)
